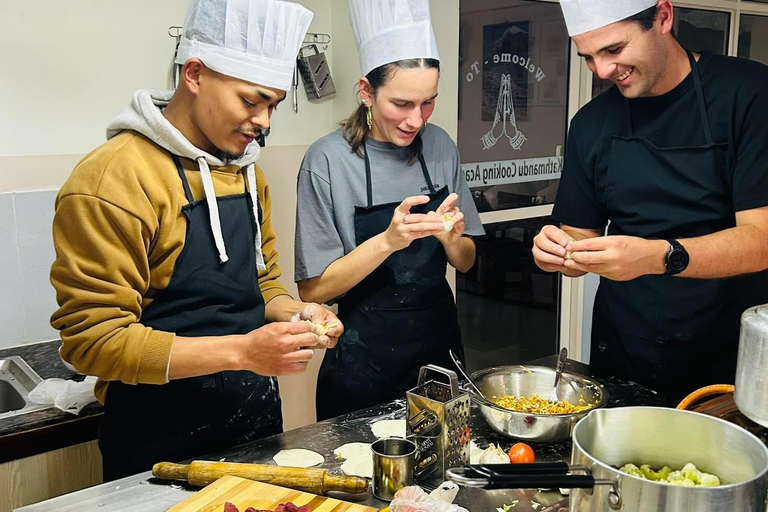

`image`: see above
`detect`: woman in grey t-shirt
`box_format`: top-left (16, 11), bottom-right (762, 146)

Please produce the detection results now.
top-left (294, 0), bottom-right (484, 420)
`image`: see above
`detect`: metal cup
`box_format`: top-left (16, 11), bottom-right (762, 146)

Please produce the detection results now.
top-left (371, 437), bottom-right (417, 501)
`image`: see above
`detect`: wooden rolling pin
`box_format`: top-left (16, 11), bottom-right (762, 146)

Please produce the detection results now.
top-left (152, 460), bottom-right (369, 495)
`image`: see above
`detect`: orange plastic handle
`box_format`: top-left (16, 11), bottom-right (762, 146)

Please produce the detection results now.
top-left (676, 384), bottom-right (735, 410)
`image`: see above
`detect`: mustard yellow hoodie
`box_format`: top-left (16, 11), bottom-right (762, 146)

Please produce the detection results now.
top-left (50, 89), bottom-right (289, 403)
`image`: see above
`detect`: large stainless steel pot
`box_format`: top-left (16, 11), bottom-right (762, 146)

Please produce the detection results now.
top-left (570, 407), bottom-right (768, 511)
top-left (471, 365), bottom-right (608, 442)
top-left (735, 305), bottom-right (768, 428)
top-left (448, 407), bottom-right (768, 511)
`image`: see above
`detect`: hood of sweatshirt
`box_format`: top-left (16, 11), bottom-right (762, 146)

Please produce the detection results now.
top-left (107, 89), bottom-right (265, 269)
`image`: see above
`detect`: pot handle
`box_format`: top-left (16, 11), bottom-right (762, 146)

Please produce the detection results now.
top-left (677, 384), bottom-right (735, 410)
top-left (448, 465), bottom-right (597, 489)
top-left (483, 473), bottom-right (597, 490)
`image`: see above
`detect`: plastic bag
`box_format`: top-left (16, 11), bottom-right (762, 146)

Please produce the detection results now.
top-left (389, 485), bottom-right (469, 512)
top-left (28, 376), bottom-right (98, 415)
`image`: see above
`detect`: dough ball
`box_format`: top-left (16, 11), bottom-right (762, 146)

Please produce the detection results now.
top-left (272, 449), bottom-right (324, 468)
top-left (371, 419), bottom-right (406, 439)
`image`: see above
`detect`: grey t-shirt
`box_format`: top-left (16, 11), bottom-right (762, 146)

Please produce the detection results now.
top-left (294, 124), bottom-right (484, 283)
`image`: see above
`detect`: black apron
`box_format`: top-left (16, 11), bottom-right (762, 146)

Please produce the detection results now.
top-left (590, 51), bottom-right (768, 402)
top-left (99, 155), bottom-right (282, 481)
top-left (315, 140), bottom-right (464, 420)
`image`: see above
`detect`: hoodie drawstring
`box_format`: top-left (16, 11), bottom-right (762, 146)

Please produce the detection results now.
top-left (246, 164), bottom-right (267, 271)
top-left (196, 157), bottom-right (266, 269)
top-left (197, 157), bottom-right (229, 263)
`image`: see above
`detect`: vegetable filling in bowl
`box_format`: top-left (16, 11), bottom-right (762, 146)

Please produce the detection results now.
top-left (492, 394), bottom-right (593, 414)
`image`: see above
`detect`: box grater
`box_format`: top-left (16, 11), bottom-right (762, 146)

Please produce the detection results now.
top-left (296, 45), bottom-right (336, 100)
top-left (406, 365), bottom-right (470, 487)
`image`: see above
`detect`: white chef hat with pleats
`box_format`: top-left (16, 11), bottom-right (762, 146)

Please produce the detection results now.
top-left (560, 0), bottom-right (658, 36)
top-left (175, 0), bottom-right (313, 91)
top-left (348, 0), bottom-right (440, 77)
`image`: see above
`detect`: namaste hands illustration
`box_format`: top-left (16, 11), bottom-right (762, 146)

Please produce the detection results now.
top-left (481, 74), bottom-right (527, 151)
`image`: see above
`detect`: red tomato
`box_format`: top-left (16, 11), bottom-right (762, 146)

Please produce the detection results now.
top-left (508, 442), bottom-right (536, 464)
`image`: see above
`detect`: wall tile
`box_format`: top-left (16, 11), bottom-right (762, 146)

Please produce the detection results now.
top-left (14, 190), bottom-right (60, 344)
top-left (0, 193), bottom-right (25, 348)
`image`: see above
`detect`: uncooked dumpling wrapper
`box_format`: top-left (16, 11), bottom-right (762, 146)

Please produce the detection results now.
top-left (371, 419), bottom-right (406, 438)
top-left (302, 319), bottom-right (338, 336)
top-left (272, 448), bottom-right (324, 468)
top-left (334, 442), bottom-right (372, 460)
top-left (341, 455), bottom-right (374, 478)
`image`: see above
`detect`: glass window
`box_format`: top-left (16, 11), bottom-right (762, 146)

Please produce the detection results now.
top-left (458, 1), bottom-right (569, 212)
top-left (593, 8), bottom-right (730, 97)
top-left (675, 7), bottom-right (730, 55)
top-left (457, 217), bottom-right (560, 372)
top-left (738, 14), bottom-right (768, 66)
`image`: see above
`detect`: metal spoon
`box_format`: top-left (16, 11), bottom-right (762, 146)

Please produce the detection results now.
top-left (449, 349), bottom-right (497, 407)
top-left (550, 347), bottom-right (568, 402)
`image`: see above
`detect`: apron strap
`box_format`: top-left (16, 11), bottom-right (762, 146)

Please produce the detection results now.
top-left (418, 151), bottom-right (436, 195)
top-left (688, 50), bottom-right (714, 145)
top-left (171, 154), bottom-right (195, 204)
top-left (362, 139), bottom-right (375, 208)
top-left (362, 136), bottom-right (436, 208)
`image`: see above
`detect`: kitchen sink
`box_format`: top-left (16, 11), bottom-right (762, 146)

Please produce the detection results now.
top-left (0, 356), bottom-right (51, 419)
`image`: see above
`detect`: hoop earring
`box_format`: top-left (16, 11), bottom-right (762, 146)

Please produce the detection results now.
top-left (366, 107), bottom-right (373, 129)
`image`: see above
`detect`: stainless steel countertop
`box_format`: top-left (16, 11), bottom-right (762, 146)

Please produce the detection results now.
top-left (15, 471), bottom-right (193, 512)
top-left (15, 399), bottom-right (571, 512)
top-left (17, 360), bottom-right (666, 512)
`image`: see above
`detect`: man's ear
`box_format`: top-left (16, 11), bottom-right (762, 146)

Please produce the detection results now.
top-left (656, 0), bottom-right (675, 36)
top-left (180, 58), bottom-right (205, 95)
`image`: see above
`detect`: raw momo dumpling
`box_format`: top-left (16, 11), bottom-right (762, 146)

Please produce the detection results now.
top-left (439, 212), bottom-right (455, 234)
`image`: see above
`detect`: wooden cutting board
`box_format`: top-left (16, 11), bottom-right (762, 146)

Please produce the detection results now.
top-left (167, 475), bottom-right (380, 512)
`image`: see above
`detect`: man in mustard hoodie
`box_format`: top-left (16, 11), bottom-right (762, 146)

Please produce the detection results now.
top-left (49, 0), bottom-right (342, 481)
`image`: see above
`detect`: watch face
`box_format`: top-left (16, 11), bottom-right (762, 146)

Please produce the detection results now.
top-left (670, 249), bottom-right (689, 271)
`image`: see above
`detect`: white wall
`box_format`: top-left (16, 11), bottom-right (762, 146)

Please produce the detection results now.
top-left (0, 0), bottom-right (336, 158)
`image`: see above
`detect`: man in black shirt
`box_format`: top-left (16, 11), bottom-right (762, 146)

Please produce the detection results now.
top-left (534, 0), bottom-right (768, 401)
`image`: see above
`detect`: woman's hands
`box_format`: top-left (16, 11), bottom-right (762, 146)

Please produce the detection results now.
top-left (383, 195), bottom-right (445, 251)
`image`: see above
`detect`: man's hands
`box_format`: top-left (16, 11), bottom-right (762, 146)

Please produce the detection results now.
top-left (236, 304), bottom-right (343, 377)
top-left (563, 236), bottom-right (667, 281)
top-left (532, 225), bottom-right (574, 272)
top-left (290, 303), bottom-right (342, 349)
top-left (236, 321), bottom-right (320, 376)
top-left (532, 225), bottom-right (667, 281)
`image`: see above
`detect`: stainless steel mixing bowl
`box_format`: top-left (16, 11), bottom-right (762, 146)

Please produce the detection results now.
top-left (470, 365), bottom-right (608, 442)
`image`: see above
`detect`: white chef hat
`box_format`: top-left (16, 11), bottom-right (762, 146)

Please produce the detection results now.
top-left (560, 0), bottom-right (658, 36)
top-left (348, 0), bottom-right (440, 77)
top-left (175, 0), bottom-right (313, 91)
